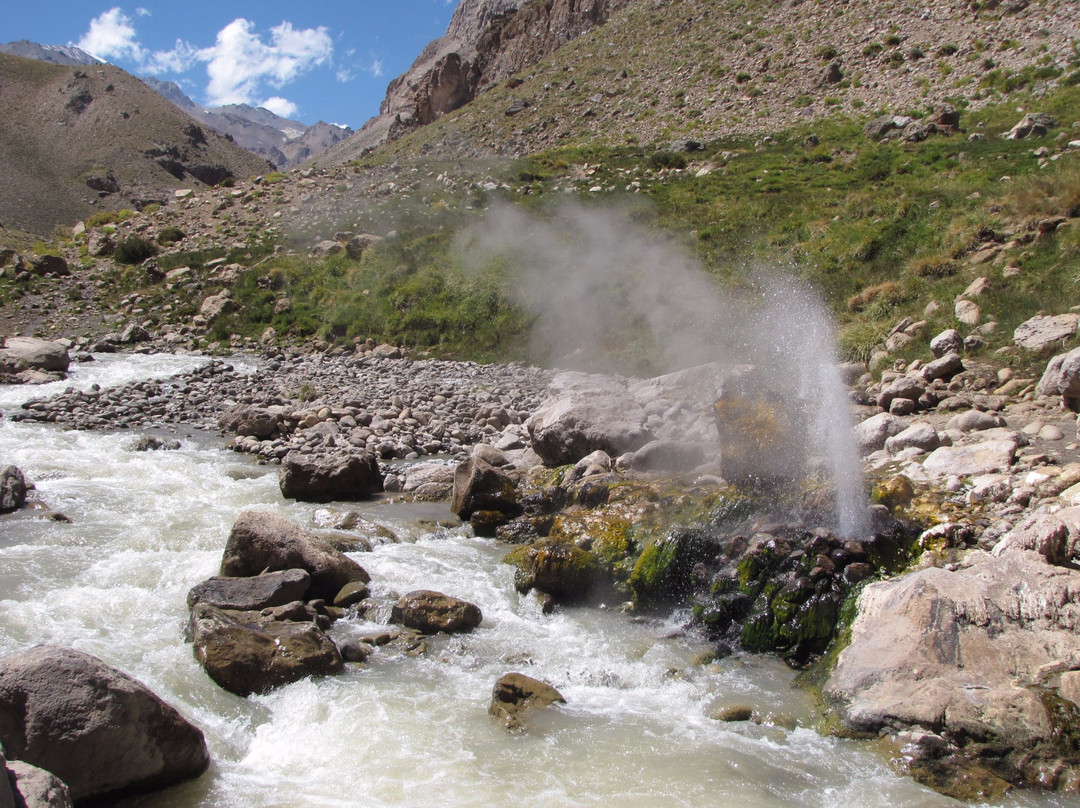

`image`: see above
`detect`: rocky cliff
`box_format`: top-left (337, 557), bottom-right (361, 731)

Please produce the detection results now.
top-left (326, 0), bottom-right (629, 162)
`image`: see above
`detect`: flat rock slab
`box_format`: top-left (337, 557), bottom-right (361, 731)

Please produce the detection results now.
top-left (921, 438), bottom-right (1017, 478)
top-left (1014, 313), bottom-right (1079, 352)
top-left (825, 550), bottom-right (1080, 764)
top-left (186, 568), bottom-right (311, 611)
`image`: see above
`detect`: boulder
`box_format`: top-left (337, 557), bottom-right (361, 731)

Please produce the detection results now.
top-left (1003, 112), bottom-right (1057, 140)
top-left (854, 412), bottom-right (907, 454)
top-left (186, 569), bottom-right (311, 611)
top-left (921, 437), bottom-right (1018, 478)
top-left (884, 422), bottom-right (941, 454)
top-left (876, 376), bottom-right (926, 412)
top-left (345, 233), bottom-right (383, 260)
top-left (488, 672), bottom-right (565, 731)
top-left (25, 256), bottom-right (69, 277)
top-left (198, 291), bottom-right (239, 322)
top-left (401, 462), bottom-right (456, 497)
top-left (189, 603), bottom-right (343, 696)
top-left (5, 760), bottom-right (73, 808)
top-left (991, 506), bottom-right (1080, 566)
top-left (1036, 346), bottom-right (1080, 411)
top-left (219, 405), bottom-right (280, 439)
top-left (825, 549), bottom-right (1080, 785)
top-left (1014, 313), bottom-right (1079, 352)
top-left (0, 646), bottom-right (209, 803)
top-left (390, 590), bottom-right (482, 634)
top-left (629, 440), bottom-right (706, 472)
top-left (567, 449), bottom-right (612, 482)
top-left (220, 510), bottom-right (369, 601)
top-left (713, 367), bottom-right (804, 484)
top-left (451, 457), bottom-right (519, 521)
top-left (946, 409), bottom-right (1003, 432)
top-left (0, 338), bottom-right (69, 373)
top-left (921, 351), bottom-right (963, 382)
top-left (929, 328), bottom-right (962, 358)
top-left (0, 467), bottom-right (28, 514)
top-left (526, 372), bottom-right (653, 466)
top-left (512, 540), bottom-right (603, 603)
top-left (278, 450), bottom-right (383, 502)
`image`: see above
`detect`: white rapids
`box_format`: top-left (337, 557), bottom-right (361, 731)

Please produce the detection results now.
top-left (0, 355), bottom-right (1070, 808)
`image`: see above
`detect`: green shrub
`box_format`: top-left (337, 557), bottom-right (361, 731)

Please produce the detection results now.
top-left (649, 151), bottom-right (688, 170)
top-left (114, 236), bottom-right (157, 265)
top-left (938, 44), bottom-right (959, 56)
top-left (86, 209), bottom-right (136, 228)
top-left (157, 226), bottom-right (185, 246)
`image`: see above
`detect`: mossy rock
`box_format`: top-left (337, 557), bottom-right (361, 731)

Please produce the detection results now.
top-left (629, 528), bottom-right (721, 607)
top-left (871, 474), bottom-right (915, 510)
top-left (511, 539), bottom-right (604, 603)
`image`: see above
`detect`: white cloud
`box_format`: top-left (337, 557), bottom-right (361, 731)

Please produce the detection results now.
top-left (261, 96), bottom-right (299, 118)
top-left (135, 7), bottom-right (151, 16)
top-left (75, 7), bottom-right (146, 63)
top-left (198, 18), bottom-right (333, 106)
top-left (335, 54), bottom-right (383, 83)
top-left (145, 40), bottom-right (199, 73)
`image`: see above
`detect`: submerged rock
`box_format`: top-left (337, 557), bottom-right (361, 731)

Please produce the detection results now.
top-left (0, 645), bottom-right (209, 803)
top-left (488, 672), bottom-right (565, 731)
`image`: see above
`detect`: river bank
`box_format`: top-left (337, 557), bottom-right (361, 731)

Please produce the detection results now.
top-left (3, 343), bottom-right (1080, 805)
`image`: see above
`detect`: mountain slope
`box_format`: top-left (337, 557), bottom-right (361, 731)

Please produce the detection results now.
top-left (323, 0), bottom-right (1079, 165)
top-left (0, 40), bottom-right (101, 67)
top-left (0, 52), bottom-right (272, 236)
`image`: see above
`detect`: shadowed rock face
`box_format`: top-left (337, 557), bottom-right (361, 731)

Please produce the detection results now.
top-left (0, 645), bottom-right (209, 803)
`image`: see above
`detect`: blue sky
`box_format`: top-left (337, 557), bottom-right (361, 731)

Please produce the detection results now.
top-left (4, 2), bottom-right (459, 127)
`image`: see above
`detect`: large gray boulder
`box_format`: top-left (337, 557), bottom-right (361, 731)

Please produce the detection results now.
top-left (390, 590), bottom-right (482, 635)
top-left (278, 450), bottom-right (383, 502)
top-left (220, 510), bottom-right (369, 601)
top-left (0, 338), bottom-right (69, 374)
top-left (921, 435), bottom-right (1019, 477)
top-left (5, 760), bottom-right (73, 808)
top-left (854, 412), bottom-right (907, 455)
top-left (189, 603), bottom-right (343, 696)
top-left (1037, 346), bottom-right (1080, 411)
top-left (0, 646), bottom-right (209, 803)
top-left (526, 372), bottom-right (653, 466)
top-left (186, 569), bottom-right (311, 612)
top-left (0, 467), bottom-right (27, 514)
top-left (825, 547), bottom-right (1080, 786)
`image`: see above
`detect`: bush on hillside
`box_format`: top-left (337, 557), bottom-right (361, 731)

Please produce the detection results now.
top-left (114, 235), bottom-right (157, 265)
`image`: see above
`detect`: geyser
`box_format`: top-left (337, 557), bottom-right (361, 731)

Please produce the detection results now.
top-left (457, 202), bottom-right (869, 536)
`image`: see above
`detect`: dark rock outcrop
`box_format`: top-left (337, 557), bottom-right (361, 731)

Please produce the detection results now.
top-left (278, 450), bottom-right (383, 502)
top-left (0, 645), bottom-right (209, 803)
top-left (0, 467), bottom-right (28, 514)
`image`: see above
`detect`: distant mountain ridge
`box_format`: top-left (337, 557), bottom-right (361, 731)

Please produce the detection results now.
top-left (3, 42), bottom-right (351, 169)
top-left (0, 40), bottom-right (101, 67)
top-left (138, 77), bottom-right (352, 169)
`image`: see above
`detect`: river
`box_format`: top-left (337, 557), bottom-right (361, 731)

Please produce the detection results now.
top-left (0, 354), bottom-right (1069, 807)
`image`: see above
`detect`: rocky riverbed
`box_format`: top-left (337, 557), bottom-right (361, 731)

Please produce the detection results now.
top-left (5, 329), bottom-right (1080, 803)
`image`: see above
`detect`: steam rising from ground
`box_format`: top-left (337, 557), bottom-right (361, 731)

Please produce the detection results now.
top-left (457, 203), bottom-right (869, 536)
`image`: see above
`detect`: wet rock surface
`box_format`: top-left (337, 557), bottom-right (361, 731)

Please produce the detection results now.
top-left (488, 672), bottom-right (565, 731)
